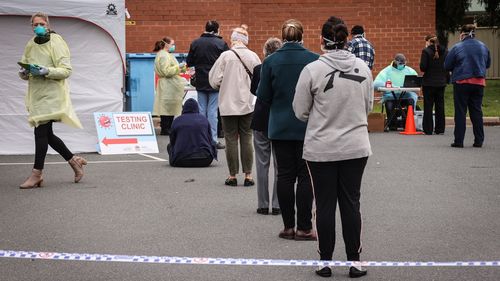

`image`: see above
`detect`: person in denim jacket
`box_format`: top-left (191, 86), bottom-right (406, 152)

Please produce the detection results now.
top-left (445, 24), bottom-right (491, 148)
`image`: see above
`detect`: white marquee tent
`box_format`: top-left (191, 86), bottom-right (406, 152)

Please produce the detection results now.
top-left (0, 1), bottom-right (125, 154)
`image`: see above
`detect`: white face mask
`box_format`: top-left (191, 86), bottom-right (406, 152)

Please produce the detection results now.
top-left (460, 30), bottom-right (474, 41)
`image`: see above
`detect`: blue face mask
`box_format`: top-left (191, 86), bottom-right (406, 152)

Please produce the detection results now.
top-left (396, 64), bottom-right (405, 70)
top-left (34, 25), bottom-right (47, 37)
top-left (168, 45), bottom-right (176, 53)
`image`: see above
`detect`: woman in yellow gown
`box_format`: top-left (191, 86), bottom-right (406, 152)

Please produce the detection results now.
top-left (152, 37), bottom-right (185, 135)
top-left (18, 12), bottom-right (86, 189)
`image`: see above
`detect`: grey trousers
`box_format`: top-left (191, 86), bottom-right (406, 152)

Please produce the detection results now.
top-left (253, 130), bottom-right (279, 209)
top-left (221, 113), bottom-right (254, 176)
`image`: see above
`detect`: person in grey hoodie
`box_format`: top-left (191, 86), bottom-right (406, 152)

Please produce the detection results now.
top-left (293, 21), bottom-right (373, 278)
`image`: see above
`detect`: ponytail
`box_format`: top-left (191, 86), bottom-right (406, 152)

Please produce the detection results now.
top-left (429, 36), bottom-right (440, 59)
top-left (152, 37), bottom-right (172, 52)
top-left (153, 41), bottom-right (164, 52)
top-left (322, 21), bottom-right (348, 50)
top-left (282, 19), bottom-right (304, 42)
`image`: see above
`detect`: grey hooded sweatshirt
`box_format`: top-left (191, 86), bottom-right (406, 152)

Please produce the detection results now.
top-left (293, 50), bottom-right (373, 162)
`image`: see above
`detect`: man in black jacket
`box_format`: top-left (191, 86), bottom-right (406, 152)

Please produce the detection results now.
top-left (187, 20), bottom-right (229, 149)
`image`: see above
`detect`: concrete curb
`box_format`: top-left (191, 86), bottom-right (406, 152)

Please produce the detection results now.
top-left (446, 117), bottom-right (500, 126)
top-left (153, 117), bottom-right (500, 128)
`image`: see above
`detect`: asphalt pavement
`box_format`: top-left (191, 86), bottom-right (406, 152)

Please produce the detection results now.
top-left (1, 127), bottom-right (499, 281)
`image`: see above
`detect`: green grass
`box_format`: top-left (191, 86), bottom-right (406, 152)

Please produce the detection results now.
top-left (372, 80), bottom-right (500, 117)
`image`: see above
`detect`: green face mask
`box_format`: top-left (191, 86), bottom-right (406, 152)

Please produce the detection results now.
top-left (396, 64), bottom-right (405, 70)
top-left (168, 45), bottom-right (176, 53)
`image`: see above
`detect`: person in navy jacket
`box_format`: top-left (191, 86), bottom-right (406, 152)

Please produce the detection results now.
top-left (445, 24), bottom-right (491, 148)
top-left (167, 99), bottom-right (217, 167)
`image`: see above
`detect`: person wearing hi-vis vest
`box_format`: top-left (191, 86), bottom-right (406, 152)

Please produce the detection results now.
top-left (18, 12), bottom-right (87, 189)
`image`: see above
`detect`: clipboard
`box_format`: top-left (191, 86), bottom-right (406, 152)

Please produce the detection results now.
top-left (18, 62), bottom-right (33, 70)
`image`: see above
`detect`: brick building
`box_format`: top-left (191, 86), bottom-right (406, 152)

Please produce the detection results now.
top-left (125, 0), bottom-right (435, 74)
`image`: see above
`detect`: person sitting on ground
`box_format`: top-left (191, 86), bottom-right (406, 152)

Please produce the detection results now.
top-left (167, 98), bottom-right (217, 167)
top-left (373, 53), bottom-right (418, 129)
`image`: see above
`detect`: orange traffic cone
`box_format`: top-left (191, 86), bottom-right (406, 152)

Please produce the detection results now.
top-left (400, 105), bottom-right (424, 135)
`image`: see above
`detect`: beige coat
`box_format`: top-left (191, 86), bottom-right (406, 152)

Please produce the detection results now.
top-left (208, 45), bottom-right (261, 116)
top-left (153, 50), bottom-right (184, 116)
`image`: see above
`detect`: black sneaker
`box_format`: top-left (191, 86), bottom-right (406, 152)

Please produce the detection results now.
top-left (271, 208), bottom-right (281, 215)
top-left (315, 266), bottom-right (332, 277)
top-left (256, 208), bottom-right (269, 215)
top-left (349, 266), bottom-right (367, 278)
top-left (244, 178), bottom-right (255, 186)
top-left (451, 143), bottom-right (464, 148)
top-left (473, 143), bottom-right (482, 148)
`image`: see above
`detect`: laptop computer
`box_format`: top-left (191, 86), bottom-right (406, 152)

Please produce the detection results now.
top-left (403, 75), bottom-right (423, 88)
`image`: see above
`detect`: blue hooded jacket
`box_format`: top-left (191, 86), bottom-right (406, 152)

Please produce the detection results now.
top-left (168, 99), bottom-right (217, 165)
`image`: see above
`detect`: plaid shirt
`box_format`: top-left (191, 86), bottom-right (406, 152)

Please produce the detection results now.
top-left (347, 35), bottom-right (375, 69)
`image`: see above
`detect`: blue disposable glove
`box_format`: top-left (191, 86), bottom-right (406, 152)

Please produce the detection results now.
top-left (30, 64), bottom-right (49, 76)
top-left (178, 62), bottom-right (186, 68)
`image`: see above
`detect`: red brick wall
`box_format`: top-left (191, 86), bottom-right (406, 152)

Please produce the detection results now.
top-left (126, 0), bottom-right (435, 74)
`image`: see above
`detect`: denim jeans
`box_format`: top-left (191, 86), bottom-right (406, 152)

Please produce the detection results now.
top-left (197, 91), bottom-right (219, 144)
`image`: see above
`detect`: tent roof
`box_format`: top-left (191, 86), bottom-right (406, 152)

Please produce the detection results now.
top-left (0, 0), bottom-right (125, 64)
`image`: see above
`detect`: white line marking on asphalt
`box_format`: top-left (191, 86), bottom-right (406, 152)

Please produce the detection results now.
top-left (138, 153), bottom-right (167, 161)
top-left (0, 159), bottom-right (167, 166)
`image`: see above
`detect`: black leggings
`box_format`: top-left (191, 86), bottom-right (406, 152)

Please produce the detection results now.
top-left (272, 140), bottom-right (313, 231)
top-left (307, 157), bottom-right (368, 261)
top-left (34, 121), bottom-right (73, 170)
top-left (160, 115), bottom-right (174, 135)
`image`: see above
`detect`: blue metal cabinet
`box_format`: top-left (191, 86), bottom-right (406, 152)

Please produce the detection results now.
top-left (125, 53), bottom-right (188, 112)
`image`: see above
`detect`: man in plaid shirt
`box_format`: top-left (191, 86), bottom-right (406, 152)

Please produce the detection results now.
top-left (347, 25), bottom-right (375, 70)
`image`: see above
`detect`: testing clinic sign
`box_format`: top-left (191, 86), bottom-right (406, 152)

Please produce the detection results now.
top-left (94, 112), bottom-right (159, 155)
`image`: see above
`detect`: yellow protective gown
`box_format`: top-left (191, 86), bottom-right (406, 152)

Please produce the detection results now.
top-left (153, 50), bottom-right (184, 116)
top-left (20, 33), bottom-right (82, 128)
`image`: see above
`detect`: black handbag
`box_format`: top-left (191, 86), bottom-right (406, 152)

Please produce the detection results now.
top-left (189, 74), bottom-right (197, 87)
